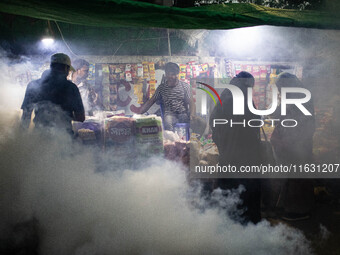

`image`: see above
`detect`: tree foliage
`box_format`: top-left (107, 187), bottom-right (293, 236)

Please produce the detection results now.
top-left (193, 0), bottom-right (325, 10)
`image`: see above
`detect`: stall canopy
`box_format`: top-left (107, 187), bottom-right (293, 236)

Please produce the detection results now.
top-left (0, 0), bottom-right (340, 30)
top-left (1, 0), bottom-right (340, 56)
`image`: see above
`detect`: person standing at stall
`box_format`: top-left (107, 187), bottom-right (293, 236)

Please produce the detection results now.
top-left (139, 62), bottom-right (195, 131)
top-left (21, 53), bottom-right (85, 134)
top-left (71, 59), bottom-right (99, 116)
top-left (270, 72), bottom-right (315, 221)
top-left (209, 71), bottom-right (262, 224)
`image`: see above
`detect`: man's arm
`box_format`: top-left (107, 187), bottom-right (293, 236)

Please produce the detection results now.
top-left (21, 82), bottom-right (34, 129)
top-left (74, 111), bottom-right (85, 122)
top-left (21, 107), bottom-right (33, 129)
top-left (72, 84), bottom-right (85, 122)
top-left (139, 95), bottom-right (157, 114)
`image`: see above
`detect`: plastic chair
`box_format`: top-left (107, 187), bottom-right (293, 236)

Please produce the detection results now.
top-left (158, 96), bottom-right (190, 140)
top-left (174, 122), bottom-right (190, 141)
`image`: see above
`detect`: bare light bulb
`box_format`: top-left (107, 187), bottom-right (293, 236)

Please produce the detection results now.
top-left (42, 38), bottom-right (55, 46)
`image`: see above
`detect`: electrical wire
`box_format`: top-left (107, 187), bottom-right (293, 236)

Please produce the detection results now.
top-left (113, 42), bottom-right (124, 56)
top-left (54, 20), bottom-right (80, 58)
top-left (54, 21), bottom-right (176, 57)
top-left (112, 36), bottom-right (171, 56)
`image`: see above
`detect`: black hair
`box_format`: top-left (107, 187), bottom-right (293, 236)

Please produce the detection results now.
top-left (73, 59), bottom-right (90, 71)
top-left (164, 62), bottom-right (180, 74)
top-left (276, 72), bottom-right (303, 88)
top-left (230, 71), bottom-right (255, 88)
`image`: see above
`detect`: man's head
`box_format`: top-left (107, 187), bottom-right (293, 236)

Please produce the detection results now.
top-left (50, 53), bottom-right (74, 77)
top-left (230, 71), bottom-right (255, 88)
top-left (165, 62), bottom-right (180, 87)
top-left (276, 72), bottom-right (302, 89)
top-left (72, 59), bottom-right (90, 84)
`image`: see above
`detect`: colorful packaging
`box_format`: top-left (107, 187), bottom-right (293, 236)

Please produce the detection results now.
top-left (103, 117), bottom-right (135, 166)
top-left (259, 65), bottom-right (267, 81)
top-left (149, 62), bottom-right (155, 72)
top-left (109, 65), bottom-right (116, 74)
top-left (125, 64), bottom-right (131, 71)
top-left (135, 115), bottom-right (163, 156)
top-left (109, 74), bottom-right (118, 84)
top-left (201, 63), bottom-right (209, 72)
top-left (186, 65), bottom-right (192, 78)
top-left (137, 97), bottom-right (144, 105)
top-left (137, 64), bottom-right (143, 77)
top-left (125, 71), bottom-right (132, 82)
top-left (241, 65), bottom-right (252, 73)
top-left (180, 64), bottom-right (186, 73)
top-left (234, 64), bottom-right (242, 75)
top-left (78, 129), bottom-right (97, 142)
top-left (143, 62), bottom-right (149, 79)
top-left (88, 63), bottom-right (95, 81)
top-left (179, 72), bottom-right (186, 81)
top-left (253, 65), bottom-right (260, 80)
top-left (134, 84), bottom-right (142, 94)
top-left (131, 64), bottom-right (137, 78)
top-left (102, 64), bottom-right (110, 73)
top-left (149, 80), bottom-right (156, 97)
top-left (117, 73), bottom-right (124, 80)
top-left (76, 120), bottom-right (103, 145)
top-left (104, 116), bottom-right (135, 145)
top-left (197, 65), bottom-right (203, 73)
top-left (193, 65), bottom-right (200, 78)
top-left (150, 73), bottom-right (156, 80)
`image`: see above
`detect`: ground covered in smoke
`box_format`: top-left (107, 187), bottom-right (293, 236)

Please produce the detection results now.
top-left (0, 125), bottom-right (313, 255)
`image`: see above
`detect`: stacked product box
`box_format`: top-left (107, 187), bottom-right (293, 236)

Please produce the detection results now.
top-left (73, 118), bottom-right (103, 145)
top-left (135, 115), bottom-right (164, 157)
top-left (104, 116), bottom-right (136, 165)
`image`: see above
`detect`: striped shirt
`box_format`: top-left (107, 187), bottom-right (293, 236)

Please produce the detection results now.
top-left (154, 80), bottom-right (191, 115)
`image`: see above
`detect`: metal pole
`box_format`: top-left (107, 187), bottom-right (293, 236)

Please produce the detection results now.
top-left (167, 29), bottom-right (172, 56)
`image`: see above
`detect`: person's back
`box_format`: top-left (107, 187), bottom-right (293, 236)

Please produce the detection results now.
top-left (271, 73), bottom-right (315, 164)
top-left (269, 72), bottom-right (315, 221)
top-left (21, 53), bottom-right (85, 134)
top-left (209, 72), bottom-right (262, 224)
top-left (31, 72), bottom-right (83, 131)
top-left (210, 72), bottom-right (261, 166)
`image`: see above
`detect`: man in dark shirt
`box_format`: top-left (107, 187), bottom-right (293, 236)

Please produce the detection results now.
top-left (21, 53), bottom-right (85, 134)
top-left (270, 72), bottom-right (315, 221)
top-left (209, 72), bottom-right (262, 224)
top-left (140, 62), bottom-right (194, 131)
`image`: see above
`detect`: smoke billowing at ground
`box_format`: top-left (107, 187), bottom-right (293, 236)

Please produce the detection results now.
top-left (0, 128), bottom-right (312, 255)
top-left (0, 53), bottom-right (314, 254)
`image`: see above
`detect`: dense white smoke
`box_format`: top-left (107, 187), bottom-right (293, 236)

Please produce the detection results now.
top-left (0, 53), bottom-right (313, 255)
top-left (0, 51), bottom-right (27, 138)
top-left (0, 128), bottom-right (312, 255)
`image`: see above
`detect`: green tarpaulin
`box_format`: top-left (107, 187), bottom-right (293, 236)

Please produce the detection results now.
top-left (0, 0), bottom-right (339, 30)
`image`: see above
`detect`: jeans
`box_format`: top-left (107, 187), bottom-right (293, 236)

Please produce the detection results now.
top-left (163, 113), bottom-right (189, 131)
